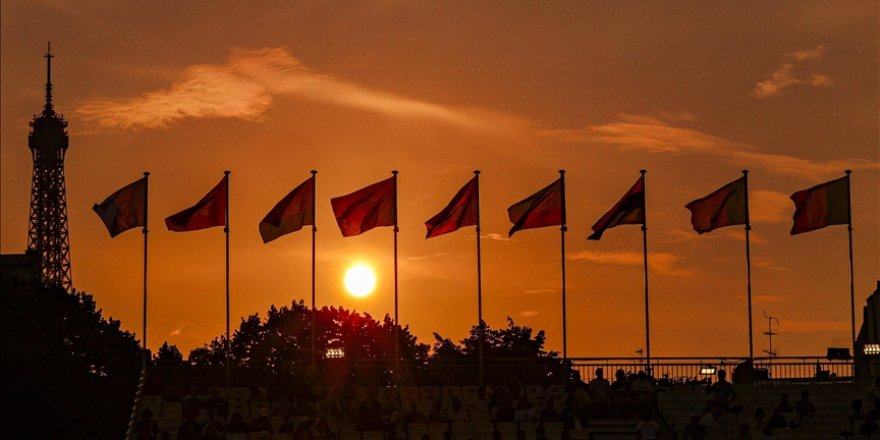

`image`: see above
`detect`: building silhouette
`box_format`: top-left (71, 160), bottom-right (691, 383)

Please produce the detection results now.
top-left (26, 44), bottom-right (72, 291)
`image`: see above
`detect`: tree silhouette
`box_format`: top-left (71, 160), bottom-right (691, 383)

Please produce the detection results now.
top-left (430, 318), bottom-right (569, 384)
top-left (1, 277), bottom-right (141, 439)
top-left (155, 341), bottom-right (183, 365)
top-left (187, 301), bottom-right (429, 371)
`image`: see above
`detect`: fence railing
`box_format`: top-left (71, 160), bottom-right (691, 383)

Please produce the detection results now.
top-left (568, 356), bottom-right (853, 383)
top-left (148, 355), bottom-right (853, 391)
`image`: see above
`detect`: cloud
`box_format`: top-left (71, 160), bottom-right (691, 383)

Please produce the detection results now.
top-left (539, 114), bottom-right (879, 178)
top-left (750, 190), bottom-right (791, 224)
top-left (405, 253), bottom-right (448, 261)
top-left (568, 249), bottom-right (692, 277)
top-left (523, 288), bottom-right (556, 294)
top-left (520, 310), bottom-right (540, 317)
top-left (482, 233), bottom-right (512, 242)
top-left (76, 47), bottom-right (490, 131)
top-left (753, 257), bottom-right (788, 272)
top-left (170, 324), bottom-right (185, 337)
top-left (752, 45), bottom-right (832, 99)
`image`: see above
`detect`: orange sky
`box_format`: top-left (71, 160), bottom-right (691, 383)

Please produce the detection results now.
top-left (2, 1), bottom-right (878, 358)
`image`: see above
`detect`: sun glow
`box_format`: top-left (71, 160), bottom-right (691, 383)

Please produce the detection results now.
top-left (344, 264), bottom-right (376, 298)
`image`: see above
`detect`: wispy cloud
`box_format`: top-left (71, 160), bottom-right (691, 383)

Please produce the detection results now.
top-left (752, 45), bottom-right (832, 99)
top-left (170, 324), bottom-right (185, 337)
top-left (753, 257), bottom-right (788, 272)
top-left (76, 47), bottom-right (491, 131)
top-left (405, 253), bottom-right (448, 261)
top-left (520, 310), bottom-right (540, 317)
top-left (482, 233), bottom-right (512, 242)
top-left (523, 288), bottom-right (556, 294)
top-left (751, 190), bottom-right (791, 224)
top-left (568, 250), bottom-right (692, 277)
top-left (539, 114), bottom-right (878, 178)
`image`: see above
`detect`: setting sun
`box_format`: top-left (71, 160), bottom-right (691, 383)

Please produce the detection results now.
top-left (344, 264), bottom-right (376, 298)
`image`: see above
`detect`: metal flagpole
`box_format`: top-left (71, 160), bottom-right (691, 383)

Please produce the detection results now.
top-left (224, 170), bottom-right (231, 391)
top-left (640, 170), bottom-right (651, 374)
top-left (846, 170), bottom-right (856, 354)
top-left (474, 170), bottom-right (485, 387)
top-left (142, 171), bottom-right (150, 369)
top-left (743, 170), bottom-right (755, 360)
top-left (311, 170), bottom-right (318, 364)
top-left (559, 170), bottom-right (568, 362)
top-left (392, 170), bottom-right (400, 378)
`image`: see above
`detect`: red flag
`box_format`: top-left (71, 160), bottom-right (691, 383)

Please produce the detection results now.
top-left (331, 176), bottom-right (396, 237)
top-left (685, 176), bottom-right (747, 234)
top-left (790, 175), bottom-right (850, 235)
top-left (507, 178), bottom-right (563, 237)
top-left (260, 175), bottom-right (315, 243)
top-left (165, 175), bottom-right (228, 232)
top-left (425, 176), bottom-right (478, 239)
top-left (93, 176), bottom-right (147, 238)
top-left (588, 176), bottom-right (645, 240)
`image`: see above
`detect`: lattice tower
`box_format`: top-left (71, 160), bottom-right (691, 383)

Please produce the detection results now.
top-left (27, 44), bottom-right (72, 292)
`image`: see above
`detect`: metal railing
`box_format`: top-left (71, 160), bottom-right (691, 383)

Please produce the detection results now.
top-left (568, 356), bottom-right (853, 383)
top-left (146, 355), bottom-right (853, 391)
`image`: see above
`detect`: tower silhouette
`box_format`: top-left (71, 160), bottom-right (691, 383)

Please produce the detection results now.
top-left (27, 43), bottom-right (72, 292)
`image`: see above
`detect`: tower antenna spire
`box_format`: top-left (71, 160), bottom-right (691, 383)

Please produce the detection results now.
top-left (44, 42), bottom-right (54, 114)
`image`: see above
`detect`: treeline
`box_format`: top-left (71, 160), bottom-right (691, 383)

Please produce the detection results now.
top-left (156, 301), bottom-right (566, 385)
top-left (0, 278), bottom-right (142, 439)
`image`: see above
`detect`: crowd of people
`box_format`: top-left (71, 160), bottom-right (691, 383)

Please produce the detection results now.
top-left (678, 369), bottom-right (824, 440)
top-left (134, 367), bottom-right (667, 440)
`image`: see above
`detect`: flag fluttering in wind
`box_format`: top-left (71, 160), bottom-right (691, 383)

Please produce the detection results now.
top-left (331, 176), bottom-right (396, 237)
top-left (93, 176), bottom-right (147, 237)
top-left (260, 176), bottom-right (315, 243)
top-left (507, 178), bottom-right (564, 237)
top-left (790, 175), bottom-right (850, 235)
top-left (165, 175), bottom-right (228, 232)
top-left (588, 176), bottom-right (645, 240)
top-left (685, 176), bottom-right (748, 234)
top-left (425, 176), bottom-right (478, 239)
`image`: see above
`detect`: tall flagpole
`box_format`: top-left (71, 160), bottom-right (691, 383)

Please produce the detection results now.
top-left (846, 170), bottom-right (856, 353)
top-left (640, 170), bottom-right (651, 374)
top-left (559, 170), bottom-right (568, 362)
top-left (224, 170), bottom-right (231, 390)
top-left (142, 171), bottom-right (150, 369)
top-left (743, 170), bottom-right (755, 360)
top-left (474, 170), bottom-right (485, 387)
top-left (311, 170), bottom-right (318, 363)
top-left (392, 170), bottom-right (400, 377)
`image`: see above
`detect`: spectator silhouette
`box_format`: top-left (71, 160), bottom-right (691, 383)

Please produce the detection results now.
top-left (588, 368), bottom-right (611, 417)
top-left (766, 407), bottom-right (787, 431)
top-left (681, 415), bottom-right (707, 440)
top-left (707, 369), bottom-right (736, 411)
top-left (226, 412), bottom-right (249, 433)
top-left (862, 410), bottom-right (880, 439)
top-left (250, 406), bottom-right (272, 433)
top-left (751, 408), bottom-right (766, 433)
top-left (850, 398), bottom-right (867, 431)
top-left (134, 409), bottom-right (160, 440)
top-left (201, 422), bottom-right (224, 440)
top-left (635, 411), bottom-right (659, 440)
top-left (792, 390), bottom-right (815, 427)
top-left (870, 377), bottom-right (880, 410)
top-left (610, 369), bottom-right (631, 417)
top-left (177, 412), bottom-right (201, 440)
top-left (774, 393), bottom-right (793, 415)
top-left (735, 422), bottom-right (752, 440)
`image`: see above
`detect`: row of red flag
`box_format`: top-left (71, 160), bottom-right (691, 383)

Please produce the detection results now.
top-left (92, 171), bottom-right (852, 241)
